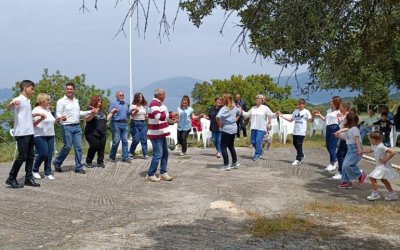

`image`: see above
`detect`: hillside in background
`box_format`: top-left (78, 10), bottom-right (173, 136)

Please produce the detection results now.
top-left (0, 88), bottom-right (13, 102)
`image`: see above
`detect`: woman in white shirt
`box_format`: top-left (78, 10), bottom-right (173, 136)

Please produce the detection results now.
top-left (32, 93), bottom-right (64, 180)
top-left (313, 96), bottom-right (343, 171)
top-left (242, 94), bottom-right (273, 161)
top-left (129, 93), bottom-right (149, 159)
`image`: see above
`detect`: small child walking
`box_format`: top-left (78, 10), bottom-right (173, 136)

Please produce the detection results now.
top-left (362, 132), bottom-right (399, 201)
top-left (337, 113), bottom-right (367, 189)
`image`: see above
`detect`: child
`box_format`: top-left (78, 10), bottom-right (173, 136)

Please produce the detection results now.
top-left (337, 113), bottom-right (367, 189)
top-left (362, 132), bottom-right (399, 201)
top-left (372, 112), bottom-right (393, 147)
top-left (262, 130), bottom-right (272, 150)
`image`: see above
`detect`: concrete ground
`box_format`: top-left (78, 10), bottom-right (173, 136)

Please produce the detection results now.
top-left (0, 146), bottom-right (399, 249)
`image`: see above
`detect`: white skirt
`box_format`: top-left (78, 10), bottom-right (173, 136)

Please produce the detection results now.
top-left (368, 165), bottom-right (400, 180)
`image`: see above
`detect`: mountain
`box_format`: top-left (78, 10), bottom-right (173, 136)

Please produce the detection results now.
top-left (0, 88), bottom-right (13, 102)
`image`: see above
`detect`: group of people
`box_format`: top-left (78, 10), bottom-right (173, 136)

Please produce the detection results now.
top-left (5, 81), bottom-right (399, 202)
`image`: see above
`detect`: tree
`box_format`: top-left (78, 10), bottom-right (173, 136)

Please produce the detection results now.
top-left (180, 1), bottom-right (400, 94)
top-left (191, 74), bottom-right (297, 113)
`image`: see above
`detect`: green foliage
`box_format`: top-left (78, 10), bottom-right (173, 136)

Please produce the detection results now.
top-left (191, 74), bottom-right (296, 113)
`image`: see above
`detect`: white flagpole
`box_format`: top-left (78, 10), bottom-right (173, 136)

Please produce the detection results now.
top-left (129, 0), bottom-right (133, 104)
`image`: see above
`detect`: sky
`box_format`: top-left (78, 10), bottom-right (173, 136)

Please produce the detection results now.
top-left (0, 0), bottom-right (307, 92)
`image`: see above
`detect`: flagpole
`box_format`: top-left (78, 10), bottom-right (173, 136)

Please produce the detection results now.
top-left (129, 0), bottom-right (133, 104)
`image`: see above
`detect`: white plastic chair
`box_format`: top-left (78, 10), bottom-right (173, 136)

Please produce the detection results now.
top-left (269, 116), bottom-right (280, 141)
top-left (10, 129), bottom-right (17, 162)
top-left (166, 123), bottom-right (178, 146)
top-left (279, 114), bottom-right (294, 144)
top-left (390, 126), bottom-right (400, 147)
top-left (200, 118), bottom-right (212, 148)
top-left (310, 117), bottom-right (325, 137)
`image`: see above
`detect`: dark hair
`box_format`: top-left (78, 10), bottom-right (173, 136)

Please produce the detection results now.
top-left (89, 95), bottom-right (102, 109)
top-left (180, 95), bottom-right (190, 108)
top-left (332, 96), bottom-right (342, 110)
top-left (369, 131), bottom-right (383, 142)
top-left (133, 92), bottom-right (147, 106)
top-left (19, 80), bottom-right (35, 91)
top-left (345, 113), bottom-right (359, 128)
top-left (65, 82), bottom-right (75, 89)
top-left (214, 96), bottom-right (222, 101)
top-left (381, 112), bottom-right (388, 117)
top-left (298, 98), bottom-right (306, 104)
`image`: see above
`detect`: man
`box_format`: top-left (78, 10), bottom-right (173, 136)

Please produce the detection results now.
top-left (234, 94), bottom-right (247, 138)
top-left (6, 80), bottom-right (45, 188)
top-left (146, 88), bottom-right (178, 182)
top-left (53, 82), bottom-right (97, 174)
top-left (108, 91), bottom-right (130, 163)
top-left (359, 108), bottom-right (379, 140)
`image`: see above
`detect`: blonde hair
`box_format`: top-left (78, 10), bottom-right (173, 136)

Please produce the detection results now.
top-left (256, 94), bottom-right (266, 103)
top-left (223, 93), bottom-right (235, 110)
top-left (36, 93), bottom-right (50, 105)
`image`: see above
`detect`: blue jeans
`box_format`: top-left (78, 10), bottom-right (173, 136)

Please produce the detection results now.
top-left (325, 124), bottom-right (340, 164)
top-left (110, 122), bottom-right (129, 160)
top-left (360, 126), bottom-right (371, 141)
top-left (33, 136), bottom-right (55, 176)
top-left (251, 129), bottom-right (266, 159)
top-left (147, 138), bottom-right (168, 176)
top-left (55, 125), bottom-right (83, 170)
top-left (211, 131), bottom-right (221, 153)
top-left (130, 120), bottom-right (148, 156)
top-left (342, 144), bottom-right (362, 182)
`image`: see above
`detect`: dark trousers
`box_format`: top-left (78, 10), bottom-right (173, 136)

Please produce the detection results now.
top-left (221, 132), bottom-right (237, 165)
top-left (292, 135), bottom-right (305, 161)
top-left (9, 135), bottom-right (35, 180)
top-left (336, 139), bottom-right (348, 174)
top-left (85, 133), bottom-right (106, 164)
top-left (236, 116), bottom-right (247, 138)
top-left (325, 124), bottom-right (340, 164)
top-left (33, 136), bottom-right (55, 176)
top-left (177, 129), bottom-right (191, 153)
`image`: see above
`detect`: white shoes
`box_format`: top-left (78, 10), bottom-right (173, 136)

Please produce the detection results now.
top-left (385, 192), bottom-right (398, 201)
top-left (324, 162), bottom-right (337, 171)
top-left (32, 172), bottom-right (41, 179)
top-left (45, 175), bottom-right (55, 180)
top-left (145, 175), bottom-right (160, 182)
top-left (291, 160), bottom-right (302, 166)
top-left (231, 162), bottom-right (240, 169)
top-left (219, 164), bottom-right (232, 171)
top-left (160, 173), bottom-right (173, 181)
top-left (332, 173), bottom-right (342, 180)
top-left (367, 192), bottom-right (381, 201)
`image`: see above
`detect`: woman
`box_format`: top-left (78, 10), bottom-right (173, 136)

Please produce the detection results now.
top-left (176, 95), bottom-right (202, 156)
top-left (208, 96), bottom-right (223, 158)
top-left (129, 92), bottom-right (148, 159)
top-left (84, 95), bottom-right (106, 168)
top-left (242, 95), bottom-right (273, 161)
top-left (216, 94), bottom-right (241, 170)
top-left (32, 93), bottom-right (64, 180)
top-left (313, 96), bottom-right (342, 171)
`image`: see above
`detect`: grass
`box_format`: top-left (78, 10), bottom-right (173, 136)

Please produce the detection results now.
top-left (305, 201), bottom-right (400, 214)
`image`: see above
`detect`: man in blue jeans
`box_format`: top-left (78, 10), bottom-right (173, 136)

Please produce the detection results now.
top-left (53, 83), bottom-right (97, 174)
top-left (108, 91), bottom-right (130, 163)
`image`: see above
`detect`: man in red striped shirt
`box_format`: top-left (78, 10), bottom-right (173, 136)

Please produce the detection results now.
top-left (146, 88), bottom-right (178, 182)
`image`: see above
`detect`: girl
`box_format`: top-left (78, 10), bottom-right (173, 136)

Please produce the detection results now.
top-left (216, 94), bottom-right (241, 170)
top-left (129, 93), bottom-right (149, 159)
top-left (332, 102), bottom-right (351, 179)
top-left (362, 132), bottom-right (399, 201)
top-left (337, 113), bottom-right (367, 189)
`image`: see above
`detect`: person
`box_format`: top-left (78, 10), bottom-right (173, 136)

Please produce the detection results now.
top-left (129, 93), bottom-right (149, 159)
top-left (332, 102), bottom-right (351, 180)
top-left (32, 93), bottom-right (63, 180)
top-left (5, 80), bottom-right (45, 188)
top-left (359, 108), bottom-right (379, 140)
top-left (362, 132), bottom-right (399, 201)
top-left (145, 88), bottom-right (178, 182)
top-left (381, 106), bottom-right (394, 122)
top-left (393, 106), bottom-right (400, 132)
top-left (372, 112), bottom-right (393, 147)
top-left (234, 94), bottom-right (247, 138)
top-left (313, 96), bottom-right (342, 171)
top-left (337, 113), bottom-right (367, 189)
top-left (243, 94), bottom-right (274, 162)
top-left (108, 91), bottom-right (130, 163)
top-left (176, 95), bottom-right (203, 156)
top-left (207, 96), bottom-right (223, 158)
top-left (216, 93), bottom-right (241, 170)
top-left (277, 98), bottom-right (312, 165)
top-left (84, 95), bottom-right (107, 168)
top-left (53, 82), bottom-right (97, 174)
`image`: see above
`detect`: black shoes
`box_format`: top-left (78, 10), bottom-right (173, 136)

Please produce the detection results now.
top-left (24, 178), bottom-right (40, 187)
top-left (98, 163), bottom-right (105, 168)
top-left (86, 163), bottom-right (94, 168)
top-left (53, 161), bottom-right (63, 172)
top-left (75, 169), bottom-right (86, 174)
top-left (5, 178), bottom-right (22, 188)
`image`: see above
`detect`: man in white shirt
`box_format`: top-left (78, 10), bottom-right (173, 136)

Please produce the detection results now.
top-left (53, 82), bottom-right (97, 174)
top-left (6, 80), bottom-right (45, 188)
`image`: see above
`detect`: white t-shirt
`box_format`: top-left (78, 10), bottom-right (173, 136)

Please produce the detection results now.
top-left (345, 126), bottom-right (361, 145)
top-left (242, 105), bottom-right (273, 131)
top-left (12, 95), bottom-right (34, 136)
top-left (372, 143), bottom-right (392, 169)
top-left (325, 109), bottom-right (341, 126)
top-left (130, 104), bottom-right (147, 120)
top-left (292, 109), bottom-right (312, 136)
top-left (32, 106), bottom-right (56, 136)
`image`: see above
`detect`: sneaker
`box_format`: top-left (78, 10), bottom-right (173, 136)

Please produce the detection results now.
top-left (98, 163), bottom-right (105, 168)
top-left (358, 172), bottom-right (367, 185)
top-left (231, 162), bottom-right (240, 169)
top-left (168, 144), bottom-right (176, 151)
top-left (216, 152), bottom-right (221, 158)
top-left (253, 157), bottom-right (260, 162)
top-left (384, 192), bottom-right (399, 201)
top-left (144, 155), bottom-right (149, 159)
top-left (53, 161), bottom-right (63, 172)
top-left (129, 154), bottom-right (134, 160)
top-left (145, 175), bottom-right (160, 182)
top-left (291, 160), bottom-right (302, 166)
top-left (45, 175), bottom-right (55, 180)
top-left (160, 173), bottom-right (173, 181)
top-left (367, 192), bottom-right (381, 201)
top-left (325, 164), bottom-right (337, 171)
top-left (32, 172), bottom-right (41, 179)
top-left (219, 164), bottom-right (231, 171)
top-left (122, 159), bottom-right (131, 163)
top-left (179, 152), bottom-right (185, 156)
top-left (108, 158), bottom-right (116, 163)
top-left (332, 173), bottom-right (342, 180)
top-left (85, 162), bottom-right (94, 168)
top-left (337, 182), bottom-right (353, 189)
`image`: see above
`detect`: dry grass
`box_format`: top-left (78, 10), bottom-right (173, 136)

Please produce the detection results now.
top-left (305, 201), bottom-right (400, 215)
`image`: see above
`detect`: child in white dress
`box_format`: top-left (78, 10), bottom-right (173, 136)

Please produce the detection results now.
top-left (362, 132), bottom-right (399, 201)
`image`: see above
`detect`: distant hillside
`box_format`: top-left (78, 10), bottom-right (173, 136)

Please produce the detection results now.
top-left (0, 88), bottom-right (13, 102)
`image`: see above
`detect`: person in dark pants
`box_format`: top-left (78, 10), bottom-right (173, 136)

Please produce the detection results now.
top-left (129, 93), bottom-right (149, 159)
top-left (6, 80), bottom-right (44, 188)
top-left (373, 112), bottom-right (393, 147)
top-left (333, 102), bottom-right (351, 180)
top-left (207, 96), bottom-right (223, 158)
top-left (84, 95), bottom-right (107, 168)
top-left (235, 94), bottom-right (247, 138)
